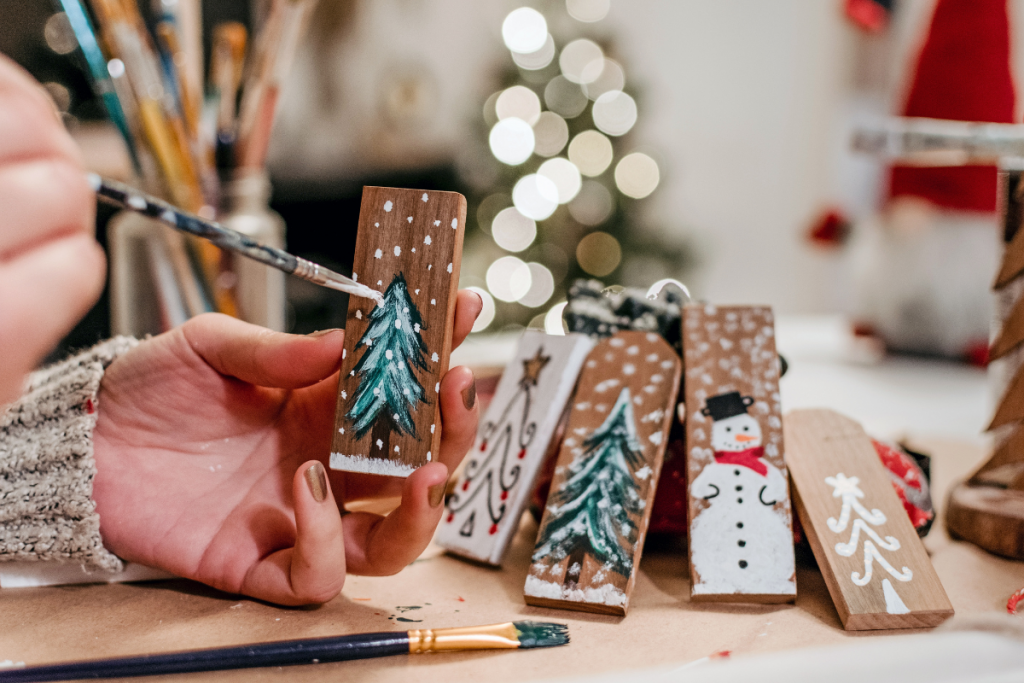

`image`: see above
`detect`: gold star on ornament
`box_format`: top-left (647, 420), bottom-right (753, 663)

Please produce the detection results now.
top-left (520, 347), bottom-right (551, 387)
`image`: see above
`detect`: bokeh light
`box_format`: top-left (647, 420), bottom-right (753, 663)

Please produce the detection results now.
top-left (544, 302), bottom-right (568, 335)
top-left (533, 111), bottom-right (569, 157)
top-left (482, 91), bottom-right (501, 127)
top-left (576, 231), bottom-right (622, 276)
top-left (582, 59), bottom-right (625, 101)
top-left (568, 180), bottom-right (614, 225)
top-left (567, 130), bottom-right (613, 176)
top-left (560, 39), bottom-right (604, 84)
top-left (512, 33), bottom-right (556, 71)
top-left (538, 157), bottom-right (582, 204)
top-left (496, 85), bottom-right (541, 125)
top-left (489, 118), bottom-right (535, 165)
top-left (502, 8), bottom-right (548, 54)
top-left (487, 256), bottom-right (533, 302)
top-left (519, 262), bottom-right (555, 307)
top-left (476, 193), bottom-right (510, 234)
top-left (615, 153), bottom-right (660, 198)
top-left (544, 76), bottom-right (588, 119)
top-left (491, 207), bottom-right (537, 252)
top-left (566, 0), bottom-right (611, 22)
top-left (592, 90), bottom-right (637, 136)
top-left (512, 174), bottom-right (559, 220)
top-left (44, 13), bottom-right (77, 55)
top-left (466, 287), bottom-right (496, 332)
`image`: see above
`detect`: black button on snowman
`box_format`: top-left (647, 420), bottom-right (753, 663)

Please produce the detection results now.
top-left (689, 391), bottom-right (795, 596)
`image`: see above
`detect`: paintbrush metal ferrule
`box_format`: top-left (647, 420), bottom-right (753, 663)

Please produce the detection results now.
top-left (406, 623), bottom-right (521, 653)
top-left (292, 258), bottom-right (383, 304)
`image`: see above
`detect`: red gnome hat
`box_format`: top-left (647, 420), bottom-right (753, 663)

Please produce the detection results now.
top-left (888, 0), bottom-right (1015, 212)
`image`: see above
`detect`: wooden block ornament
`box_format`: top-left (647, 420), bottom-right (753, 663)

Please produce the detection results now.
top-left (786, 408), bottom-right (954, 630)
top-left (525, 331), bottom-right (681, 616)
top-left (437, 331), bottom-right (595, 565)
top-left (682, 304), bottom-right (797, 602)
top-left (330, 187), bottom-right (466, 477)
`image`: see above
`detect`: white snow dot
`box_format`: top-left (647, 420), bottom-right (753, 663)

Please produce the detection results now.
top-left (435, 382), bottom-right (440, 393)
top-left (161, 210), bottom-right (176, 223)
top-left (415, 289), bottom-right (420, 295)
top-left (394, 413), bottom-right (400, 420)
top-left (447, 263), bottom-right (452, 273)
top-left (412, 248), bottom-right (416, 253)
top-left (377, 280), bottom-right (383, 286)
top-left (431, 352), bottom-right (439, 362)
top-left (394, 246), bottom-right (401, 256)
top-left (426, 451), bottom-right (432, 461)
top-left (422, 193), bottom-right (429, 202)
top-left (623, 363), bottom-right (636, 375)
top-left (373, 387), bottom-right (380, 395)
top-left (434, 220), bottom-right (440, 226)
top-left (403, 388), bottom-right (410, 396)
top-left (374, 222), bottom-right (379, 228)
top-left (395, 319), bottom-right (402, 329)
top-left (451, 218), bottom-right (458, 230)
top-left (626, 345), bottom-right (639, 356)
top-left (394, 445), bottom-right (400, 452)
top-left (342, 349), bottom-right (347, 359)
top-left (431, 424), bottom-right (436, 434)
top-left (610, 338), bottom-right (626, 348)
top-left (403, 307), bottom-right (409, 313)
top-left (386, 350), bottom-right (393, 360)
top-left (414, 323), bottom-right (421, 333)
top-left (431, 299), bottom-right (436, 305)
top-left (428, 264), bottom-right (432, 270)
top-left (355, 310), bottom-right (362, 320)
top-left (384, 201), bottom-right (393, 212)
top-left (350, 370), bottom-right (355, 376)
top-left (407, 216), bottom-right (413, 223)
top-left (424, 235), bottom-right (432, 245)
top-left (339, 427), bottom-right (345, 434)
top-left (646, 353), bottom-right (659, 362)
top-left (377, 439), bottom-right (384, 448)
top-left (365, 338), bottom-right (373, 346)
top-left (374, 249), bottom-right (382, 259)
top-left (341, 390), bottom-right (348, 399)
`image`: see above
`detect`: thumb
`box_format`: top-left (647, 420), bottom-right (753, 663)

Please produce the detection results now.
top-left (181, 313), bottom-right (344, 388)
top-left (241, 461), bottom-right (347, 605)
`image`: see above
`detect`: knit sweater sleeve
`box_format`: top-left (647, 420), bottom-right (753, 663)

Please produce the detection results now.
top-left (0, 337), bottom-right (139, 572)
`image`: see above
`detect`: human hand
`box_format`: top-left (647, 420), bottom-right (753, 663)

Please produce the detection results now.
top-left (92, 291), bottom-right (482, 606)
top-left (0, 55), bottom-right (105, 406)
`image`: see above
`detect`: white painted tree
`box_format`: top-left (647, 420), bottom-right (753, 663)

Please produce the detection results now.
top-left (826, 473), bottom-right (914, 614)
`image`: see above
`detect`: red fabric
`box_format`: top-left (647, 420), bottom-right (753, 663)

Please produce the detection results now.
top-left (887, 0), bottom-right (1014, 212)
top-left (713, 447), bottom-right (767, 476)
top-left (807, 208), bottom-right (851, 247)
top-left (845, 0), bottom-right (889, 32)
top-left (871, 439), bottom-right (934, 531)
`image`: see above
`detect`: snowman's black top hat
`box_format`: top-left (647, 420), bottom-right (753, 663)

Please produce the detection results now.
top-left (701, 391), bottom-right (754, 421)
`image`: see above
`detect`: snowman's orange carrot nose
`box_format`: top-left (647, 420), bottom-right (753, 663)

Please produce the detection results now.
top-left (735, 434), bottom-right (757, 443)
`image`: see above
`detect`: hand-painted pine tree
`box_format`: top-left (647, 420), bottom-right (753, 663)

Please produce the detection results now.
top-left (346, 273), bottom-right (428, 459)
top-left (533, 387), bottom-right (644, 588)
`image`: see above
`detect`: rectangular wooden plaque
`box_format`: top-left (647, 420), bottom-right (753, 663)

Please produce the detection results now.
top-left (330, 186), bottom-right (466, 477)
top-left (682, 304), bottom-right (796, 602)
top-left (525, 331), bottom-right (681, 616)
top-left (437, 331), bottom-right (595, 565)
top-left (785, 408), bottom-right (954, 630)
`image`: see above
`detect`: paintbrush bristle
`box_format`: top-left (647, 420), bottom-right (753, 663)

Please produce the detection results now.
top-left (512, 621), bottom-right (569, 649)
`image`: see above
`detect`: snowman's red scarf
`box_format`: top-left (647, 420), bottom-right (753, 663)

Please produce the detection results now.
top-left (713, 447), bottom-right (767, 476)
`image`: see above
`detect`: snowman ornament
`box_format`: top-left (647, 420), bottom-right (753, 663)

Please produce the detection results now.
top-left (690, 391), bottom-right (796, 596)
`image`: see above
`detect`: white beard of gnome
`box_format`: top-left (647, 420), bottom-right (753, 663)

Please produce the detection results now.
top-left (690, 391), bottom-right (795, 595)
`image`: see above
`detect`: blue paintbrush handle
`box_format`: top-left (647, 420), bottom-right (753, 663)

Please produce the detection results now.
top-left (0, 632), bottom-right (410, 681)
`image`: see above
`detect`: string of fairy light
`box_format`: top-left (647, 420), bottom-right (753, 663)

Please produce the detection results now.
top-left (468, 0), bottom-right (661, 334)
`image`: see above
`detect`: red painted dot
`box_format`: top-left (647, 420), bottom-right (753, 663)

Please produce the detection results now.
top-left (462, 480), bottom-right (470, 491)
top-left (85, 398), bottom-right (95, 415)
top-left (489, 524), bottom-right (498, 535)
top-left (446, 513), bottom-right (454, 523)
top-left (517, 448), bottom-right (526, 459)
top-left (480, 440), bottom-right (488, 451)
top-left (501, 491), bottom-right (509, 501)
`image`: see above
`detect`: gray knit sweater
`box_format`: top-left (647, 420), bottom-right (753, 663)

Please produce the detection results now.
top-left (0, 338), bottom-right (138, 572)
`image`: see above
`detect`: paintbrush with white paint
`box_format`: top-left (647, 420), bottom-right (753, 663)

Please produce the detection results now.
top-left (90, 174), bottom-right (383, 304)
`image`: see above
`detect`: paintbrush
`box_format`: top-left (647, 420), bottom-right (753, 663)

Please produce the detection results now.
top-left (0, 621), bottom-right (568, 681)
top-left (89, 174), bottom-right (383, 303)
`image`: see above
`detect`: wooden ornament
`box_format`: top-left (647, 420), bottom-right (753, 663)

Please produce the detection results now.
top-left (437, 331), bottom-right (595, 566)
top-left (682, 304), bottom-right (796, 603)
top-left (989, 292), bottom-right (1024, 360)
top-left (330, 187), bottom-right (466, 477)
top-left (525, 331), bottom-right (681, 616)
top-left (987, 361), bottom-right (1024, 431)
top-left (786, 408), bottom-right (954, 630)
top-left (994, 169), bottom-right (1024, 288)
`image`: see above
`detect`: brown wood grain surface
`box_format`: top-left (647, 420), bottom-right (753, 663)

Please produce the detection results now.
top-left (786, 408), bottom-right (954, 630)
top-left (682, 304), bottom-right (796, 602)
top-left (330, 186), bottom-right (466, 477)
top-left (525, 331), bottom-right (681, 616)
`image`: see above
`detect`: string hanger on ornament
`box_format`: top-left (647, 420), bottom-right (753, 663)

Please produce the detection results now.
top-left (644, 278), bottom-right (692, 304)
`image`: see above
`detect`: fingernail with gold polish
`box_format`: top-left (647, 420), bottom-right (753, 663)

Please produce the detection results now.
top-left (462, 380), bottom-right (477, 411)
top-left (305, 462), bottom-right (328, 503)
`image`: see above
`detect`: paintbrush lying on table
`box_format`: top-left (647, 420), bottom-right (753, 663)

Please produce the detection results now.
top-left (0, 621), bottom-right (568, 682)
top-left (88, 174), bottom-right (384, 304)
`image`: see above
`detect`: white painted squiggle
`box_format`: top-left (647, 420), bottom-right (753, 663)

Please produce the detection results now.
top-left (834, 518), bottom-right (901, 556)
top-left (852, 540), bottom-right (913, 586)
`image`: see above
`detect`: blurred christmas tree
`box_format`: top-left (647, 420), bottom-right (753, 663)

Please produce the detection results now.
top-left (457, 0), bottom-right (695, 334)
